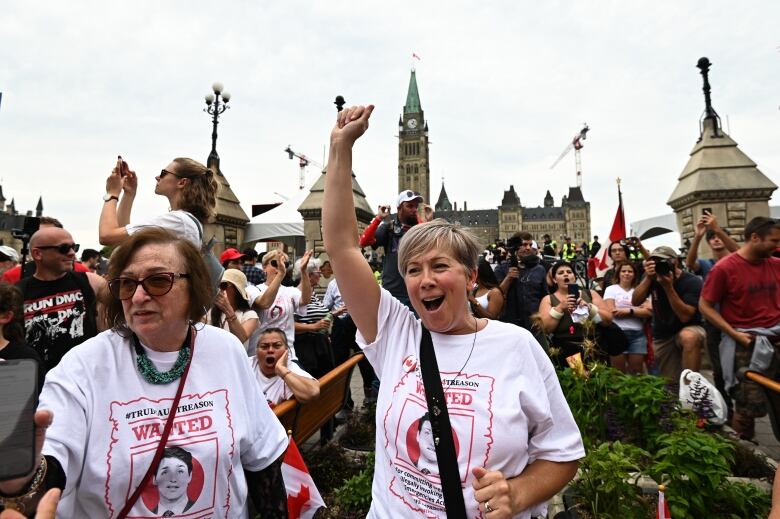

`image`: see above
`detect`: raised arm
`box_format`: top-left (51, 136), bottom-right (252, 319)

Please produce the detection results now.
top-left (297, 250), bottom-right (313, 306)
top-left (685, 217), bottom-right (707, 272)
top-left (99, 159), bottom-right (133, 246)
top-left (323, 104), bottom-right (380, 343)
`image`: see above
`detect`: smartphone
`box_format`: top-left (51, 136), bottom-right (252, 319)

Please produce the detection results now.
top-left (0, 359), bottom-right (39, 479)
top-left (117, 155), bottom-right (128, 177)
top-left (702, 207), bottom-right (712, 215)
top-left (567, 283), bottom-right (580, 300)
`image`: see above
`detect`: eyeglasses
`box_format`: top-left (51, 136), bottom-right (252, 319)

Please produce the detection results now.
top-left (108, 272), bottom-right (190, 300)
top-left (257, 342), bottom-right (286, 351)
top-left (36, 243), bottom-right (80, 254)
top-left (159, 169), bottom-right (181, 179)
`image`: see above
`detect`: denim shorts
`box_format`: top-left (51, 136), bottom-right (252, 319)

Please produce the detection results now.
top-left (621, 328), bottom-right (647, 355)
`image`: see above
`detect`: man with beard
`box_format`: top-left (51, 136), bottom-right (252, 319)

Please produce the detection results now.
top-left (359, 190), bottom-right (423, 308)
top-left (700, 217), bottom-right (780, 441)
top-left (495, 231), bottom-right (547, 331)
top-left (249, 328), bottom-right (320, 407)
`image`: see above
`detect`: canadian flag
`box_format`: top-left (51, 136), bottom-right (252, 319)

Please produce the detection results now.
top-left (596, 183), bottom-right (627, 276)
top-left (657, 485), bottom-right (672, 519)
top-left (282, 437), bottom-right (325, 519)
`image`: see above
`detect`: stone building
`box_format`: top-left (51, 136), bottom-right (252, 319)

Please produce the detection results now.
top-left (668, 58), bottom-right (776, 259)
top-left (0, 185), bottom-right (44, 252)
top-left (398, 70), bottom-right (431, 204)
top-left (205, 148), bottom-right (250, 255)
top-left (433, 182), bottom-right (591, 249)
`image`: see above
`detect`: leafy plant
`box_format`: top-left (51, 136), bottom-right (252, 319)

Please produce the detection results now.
top-left (570, 441), bottom-right (652, 519)
top-left (305, 441), bottom-right (368, 495)
top-left (710, 479), bottom-right (771, 518)
top-left (334, 452), bottom-right (375, 513)
top-left (647, 421), bottom-right (735, 519)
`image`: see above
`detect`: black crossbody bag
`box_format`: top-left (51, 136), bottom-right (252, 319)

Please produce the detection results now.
top-left (419, 327), bottom-right (468, 518)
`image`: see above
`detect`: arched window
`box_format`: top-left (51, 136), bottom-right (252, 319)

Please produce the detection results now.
top-left (414, 164), bottom-right (419, 174)
top-left (406, 164), bottom-right (411, 175)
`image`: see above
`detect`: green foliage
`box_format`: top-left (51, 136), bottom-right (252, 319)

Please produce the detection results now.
top-left (304, 442), bottom-right (368, 495)
top-left (334, 452), bottom-right (375, 513)
top-left (570, 441), bottom-right (652, 519)
top-left (710, 480), bottom-right (771, 518)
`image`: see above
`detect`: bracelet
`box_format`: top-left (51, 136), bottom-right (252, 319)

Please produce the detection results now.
top-left (281, 370), bottom-right (291, 380)
top-left (227, 315), bottom-right (238, 322)
top-left (0, 456), bottom-right (47, 514)
top-left (549, 308), bottom-right (564, 320)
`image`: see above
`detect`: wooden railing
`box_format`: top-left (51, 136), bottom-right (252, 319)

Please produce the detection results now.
top-left (273, 353), bottom-right (364, 445)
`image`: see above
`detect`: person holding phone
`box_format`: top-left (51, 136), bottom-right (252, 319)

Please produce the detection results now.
top-left (539, 261), bottom-right (613, 369)
top-left (99, 156), bottom-right (218, 249)
top-left (245, 249), bottom-right (313, 360)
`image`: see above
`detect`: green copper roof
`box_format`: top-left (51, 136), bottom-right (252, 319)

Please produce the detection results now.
top-left (404, 70), bottom-right (422, 114)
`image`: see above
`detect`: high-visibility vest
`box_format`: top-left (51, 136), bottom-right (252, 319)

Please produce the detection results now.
top-left (561, 242), bottom-right (577, 260)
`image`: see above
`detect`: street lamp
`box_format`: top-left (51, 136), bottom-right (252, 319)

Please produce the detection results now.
top-left (204, 82), bottom-right (231, 171)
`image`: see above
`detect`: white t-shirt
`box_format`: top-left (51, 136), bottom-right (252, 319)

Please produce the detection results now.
top-left (126, 210), bottom-right (202, 248)
top-left (39, 325), bottom-right (287, 518)
top-left (211, 308), bottom-right (261, 355)
top-left (247, 283), bottom-right (305, 353)
top-left (603, 284), bottom-right (644, 330)
top-left (357, 289), bottom-right (584, 519)
top-left (249, 355), bottom-right (315, 406)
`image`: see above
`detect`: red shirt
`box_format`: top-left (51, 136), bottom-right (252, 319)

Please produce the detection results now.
top-left (2, 262), bottom-right (90, 284)
top-left (701, 253), bottom-right (780, 329)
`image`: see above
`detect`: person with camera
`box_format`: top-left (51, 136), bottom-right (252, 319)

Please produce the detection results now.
top-left (699, 216), bottom-right (780, 441)
top-left (602, 237), bottom-right (649, 290)
top-left (359, 193), bottom-right (424, 309)
top-left (632, 246), bottom-right (704, 391)
top-left (495, 231), bottom-right (548, 331)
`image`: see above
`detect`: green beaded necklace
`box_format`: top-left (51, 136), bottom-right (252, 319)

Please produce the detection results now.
top-left (132, 327), bottom-right (193, 385)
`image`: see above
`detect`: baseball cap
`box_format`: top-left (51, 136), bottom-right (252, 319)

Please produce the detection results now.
top-left (650, 246), bottom-right (677, 260)
top-left (219, 248), bottom-right (245, 264)
top-left (220, 268), bottom-right (250, 302)
top-left (0, 246), bottom-right (19, 263)
top-left (396, 190), bottom-right (423, 207)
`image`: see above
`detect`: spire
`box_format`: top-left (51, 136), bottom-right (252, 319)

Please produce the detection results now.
top-left (0, 184), bottom-right (5, 203)
top-left (8, 198), bottom-right (15, 215)
top-left (435, 180), bottom-right (452, 211)
top-left (696, 57), bottom-right (722, 139)
top-left (404, 69), bottom-right (422, 114)
top-left (544, 190), bottom-right (554, 207)
top-left (36, 196), bottom-right (43, 217)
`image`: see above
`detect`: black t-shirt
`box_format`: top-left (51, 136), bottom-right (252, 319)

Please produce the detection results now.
top-left (0, 339), bottom-right (45, 393)
top-left (16, 272), bottom-right (98, 373)
top-left (373, 219), bottom-right (412, 302)
top-left (649, 271), bottom-right (702, 339)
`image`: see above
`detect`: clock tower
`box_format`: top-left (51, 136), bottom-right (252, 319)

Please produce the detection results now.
top-left (398, 69), bottom-right (430, 203)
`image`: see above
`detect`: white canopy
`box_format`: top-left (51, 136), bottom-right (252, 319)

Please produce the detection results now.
top-left (244, 190), bottom-right (307, 243)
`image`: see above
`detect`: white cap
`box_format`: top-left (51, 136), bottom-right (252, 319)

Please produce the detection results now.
top-left (531, 240), bottom-right (539, 250)
top-left (0, 246), bottom-right (19, 262)
top-left (396, 190), bottom-right (424, 207)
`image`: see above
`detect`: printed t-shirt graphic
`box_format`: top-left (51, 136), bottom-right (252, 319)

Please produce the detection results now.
top-left (107, 390), bottom-right (233, 517)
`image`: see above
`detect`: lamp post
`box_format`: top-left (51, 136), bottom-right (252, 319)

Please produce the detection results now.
top-left (204, 82), bottom-right (231, 172)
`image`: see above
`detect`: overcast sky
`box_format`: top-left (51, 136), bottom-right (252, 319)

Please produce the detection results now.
top-left (1, 1), bottom-right (778, 251)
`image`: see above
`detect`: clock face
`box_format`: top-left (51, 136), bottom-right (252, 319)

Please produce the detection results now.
top-left (407, 118), bottom-right (418, 129)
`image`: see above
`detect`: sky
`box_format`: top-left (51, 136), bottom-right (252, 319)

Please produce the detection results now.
top-left (1, 1), bottom-right (779, 252)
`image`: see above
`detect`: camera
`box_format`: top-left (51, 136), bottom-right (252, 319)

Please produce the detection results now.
top-left (654, 259), bottom-right (672, 276)
top-left (10, 215), bottom-right (41, 241)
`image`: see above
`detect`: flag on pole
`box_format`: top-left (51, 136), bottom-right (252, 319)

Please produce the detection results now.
top-left (657, 484), bottom-right (672, 519)
top-left (282, 437), bottom-right (325, 519)
top-left (597, 181), bottom-right (627, 273)
top-left (412, 52), bottom-right (421, 60)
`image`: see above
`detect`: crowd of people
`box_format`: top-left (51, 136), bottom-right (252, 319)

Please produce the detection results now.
top-left (0, 114), bottom-right (778, 517)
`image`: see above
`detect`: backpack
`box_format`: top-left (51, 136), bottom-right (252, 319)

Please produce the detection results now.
top-left (183, 213), bottom-right (223, 302)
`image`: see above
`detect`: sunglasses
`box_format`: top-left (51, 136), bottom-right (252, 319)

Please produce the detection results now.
top-left (159, 169), bottom-right (182, 179)
top-left (36, 243), bottom-right (80, 254)
top-left (108, 272), bottom-right (190, 300)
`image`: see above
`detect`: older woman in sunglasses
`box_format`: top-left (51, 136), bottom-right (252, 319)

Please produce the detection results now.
top-left (0, 228), bottom-right (288, 517)
top-left (98, 157), bottom-right (218, 248)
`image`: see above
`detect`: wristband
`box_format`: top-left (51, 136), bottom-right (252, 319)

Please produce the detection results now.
top-left (549, 308), bottom-right (564, 320)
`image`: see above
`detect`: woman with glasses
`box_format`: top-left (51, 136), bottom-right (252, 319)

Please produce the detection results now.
top-left (99, 157), bottom-right (218, 248)
top-left (0, 228), bottom-right (288, 517)
top-left (209, 269), bottom-right (260, 355)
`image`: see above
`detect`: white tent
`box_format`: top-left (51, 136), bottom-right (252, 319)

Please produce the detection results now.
top-left (244, 189), bottom-right (308, 243)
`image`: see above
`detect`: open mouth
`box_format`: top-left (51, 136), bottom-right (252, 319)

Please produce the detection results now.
top-left (422, 296), bottom-right (444, 311)
top-left (264, 355), bottom-right (277, 366)
top-left (563, 277), bottom-right (570, 283)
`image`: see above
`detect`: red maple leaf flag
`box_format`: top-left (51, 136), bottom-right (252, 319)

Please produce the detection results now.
top-left (597, 183), bottom-right (627, 273)
top-left (657, 485), bottom-right (672, 519)
top-left (282, 437), bottom-right (325, 519)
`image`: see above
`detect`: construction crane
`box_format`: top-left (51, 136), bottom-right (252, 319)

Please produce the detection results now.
top-left (284, 145), bottom-right (324, 190)
top-left (550, 124), bottom-right (590, 188)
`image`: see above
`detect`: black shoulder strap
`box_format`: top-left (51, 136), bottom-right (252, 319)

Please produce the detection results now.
top-left (419, 327), bottom-right (467, 518)
top-left (69, 272), bottom-right (96, 309)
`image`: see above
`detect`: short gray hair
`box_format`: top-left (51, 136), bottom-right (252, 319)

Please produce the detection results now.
top-left (397, 219), bottom-right (481, 277)
top-left (293, 257), bottom-right (321, 282)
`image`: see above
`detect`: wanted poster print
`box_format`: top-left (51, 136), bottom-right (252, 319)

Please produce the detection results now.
top-left (383, 368), bottom-right (495, 517)
top-left (106, 390), bottom-right (236, 518)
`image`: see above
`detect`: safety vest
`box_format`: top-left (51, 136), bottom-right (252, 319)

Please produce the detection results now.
top-left (561, 242), bottom-right (577, 260)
